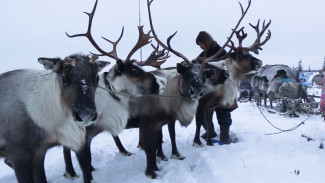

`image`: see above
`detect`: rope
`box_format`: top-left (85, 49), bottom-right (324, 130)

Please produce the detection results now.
top-left (256, 105), bottom-right (312, 135)
top-left (138, 0), bottom-right (143, 61)
top-left (98, 85), bottom-right (188, 99)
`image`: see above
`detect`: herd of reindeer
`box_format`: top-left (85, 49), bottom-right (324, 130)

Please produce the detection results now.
top-left (0, 0), bottom-right (272, 182)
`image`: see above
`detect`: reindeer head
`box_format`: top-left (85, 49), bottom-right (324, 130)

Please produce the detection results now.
top-left (228, 49), bottom-right (262, 74)
top-left (173, 61), bottom-right (203, 99)
top-left (38, 54), bottom-right (110, 126)
top-left (146, 0), bottom-right (230, 100)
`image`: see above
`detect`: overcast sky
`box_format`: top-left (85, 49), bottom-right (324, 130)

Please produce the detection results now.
top-left (1, 0), bottom-right (324, 73)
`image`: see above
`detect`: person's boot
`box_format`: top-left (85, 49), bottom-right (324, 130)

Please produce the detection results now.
top-left (220, 125), bottom-right (230, 144)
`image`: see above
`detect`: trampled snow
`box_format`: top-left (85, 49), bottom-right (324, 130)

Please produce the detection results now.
top-left (1, 101), bottom-right (325, 183)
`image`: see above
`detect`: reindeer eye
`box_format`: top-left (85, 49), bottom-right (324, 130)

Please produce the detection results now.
top-left (130, 68), bottom-right (140, 76)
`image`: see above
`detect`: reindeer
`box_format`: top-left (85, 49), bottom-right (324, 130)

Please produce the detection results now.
top-left (193, 0), bottom-right (271, 146)
top-left (61, 1), bottom-right (167, 183)
top-left (0, 53), bottom-right (109, 183)
top-left (111, 0), bottom-right (227, 179)
top-left (109, 0), bottom-right (232, 163)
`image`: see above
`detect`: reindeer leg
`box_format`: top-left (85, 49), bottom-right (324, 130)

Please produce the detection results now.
top-left (193, 104), bottom-right (204, 147)
top-left (137, 130), bottom-right (144, 150)
top-left (112, 135), bottom-right (133, 156)
top-left (63, 147), bottom-right (79, 179)
top-left (156, 128), bottom-right (168, 161)
top-left (140, 120), bottom-right (159, 179)
top-left (85, 141), bottom-right (96, 172)
top-left (12, 151), bottom-right (34, 183)
top-left (33, 148), bottom-right (48, 183)
top-left (168, 120), bottom-right (185, 160)
top-left (76, 139), bottom-right (94, 183)
top-left (206, 108), bottom-right (216, 146)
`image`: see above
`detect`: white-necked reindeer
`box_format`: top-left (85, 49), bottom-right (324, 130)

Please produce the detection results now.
top-left (62, 1), bottom-right (167, 183)
top-left (193, 0), bottom-right (271, 146)
top-left (109, 0), bottom-right (230, 167)
top-left (0, 53), bottom-right (109, 183)
top-left (116, 0), bottom-right (228, 179)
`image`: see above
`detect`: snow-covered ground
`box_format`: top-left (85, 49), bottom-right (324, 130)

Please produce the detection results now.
top-left (1, 100), bottom-right (325, 183)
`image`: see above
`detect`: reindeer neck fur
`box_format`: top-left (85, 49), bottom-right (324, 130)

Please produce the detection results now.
top-left (92, 74), bottom-right (130, 136)
top-left (208, 59), bottom-right (247, 108)
top-left (155, 69), bottom-right (198, 126)
top-left (0, 70), bottom-right (86, 151)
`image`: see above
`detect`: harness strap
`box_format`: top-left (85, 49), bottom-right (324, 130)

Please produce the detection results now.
top-left (103, 72), bottom-right (120, 101)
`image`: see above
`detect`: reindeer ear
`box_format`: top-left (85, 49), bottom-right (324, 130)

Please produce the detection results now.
top-left (38, 57), bottom-right (62, 73)
top-left (115, 59), bottom-right (125, 74)
top-left (176, 63), bottom-right (186, 74)
top-left (95, 61), bottom-right (111, 72)
top-left (229, 52), bottom-right (236, 60)
top-left (229, 48), bottom-right (240, 60)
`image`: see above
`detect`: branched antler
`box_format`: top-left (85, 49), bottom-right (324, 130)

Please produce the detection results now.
top-left (66, 0), bottom-right (157, 64)
top-left (137, 44), bottom-right (170, 69)
top-left (244, 19), bottom-right (272, 54)
top-left (100, 27), bottom-right (124, 59)
top-left (147, 0), bottom-right (191, 64)
top-left (65, 0), bottom-right (120, 60)
top-left (126, 26), bottom-right (153, 61)
top-left (203, 0), bottom-right (252, 63)
top-left (235, 27), bottom-right (248, 48)
top-left (206, 0), bottom-right (271, 65)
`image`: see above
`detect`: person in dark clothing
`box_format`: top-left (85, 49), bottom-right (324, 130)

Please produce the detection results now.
top-left (196, 31), bottom-right (227, 63)
top-left (196, 31), bottom-right (233, 144)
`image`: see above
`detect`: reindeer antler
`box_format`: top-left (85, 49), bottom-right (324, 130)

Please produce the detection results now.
top-left (137, 44), bottom-right (170, 69)
top-left (147, 0), bottom-right (191, 64)
top-left (244, 19), bottom-right (272, 54)
top-left (100, 27), bottom-right (124, 60)
top-left (126, 26), bottom-right (153, 62)
top-left (66, 0), bottom-right (155, 63)
top-left (235, 27), bottom-right (248, 48)
top-left (203, 0), bottom-right (252, 64)
top-left (65, 0), bottom-right (121, 60)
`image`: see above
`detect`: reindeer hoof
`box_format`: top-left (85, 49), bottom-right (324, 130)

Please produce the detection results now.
top-left (137, 144), bottom-right (144, 150)
top-left (145, 171), bottom-right (157, 179)
top-left (156, 156), bottom-right (168, 162)
top-left (171, 154), bottom-right (186, 160)
top-left (120, 151), bottom-right (133, 156)
top-left (193, 142), bottom-right (204, 147)
top-left (63, 172), bottom-right (80, 179)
